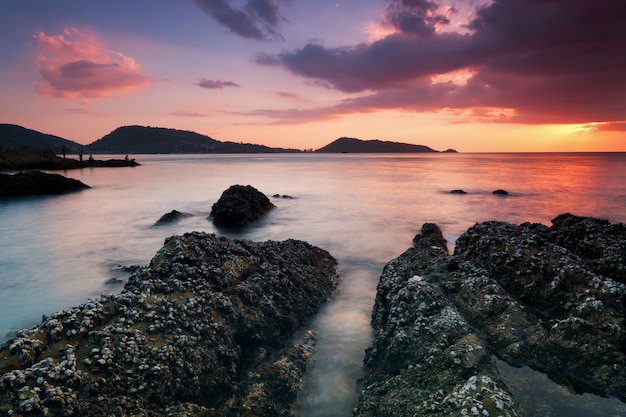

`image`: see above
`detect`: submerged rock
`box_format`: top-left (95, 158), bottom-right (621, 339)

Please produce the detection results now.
top-left (153, 209), bottom-right (192, 226)
top-left (210, 185), bottom-right (275, 228)
top-left (355, 213), bottom-right (626, 416)
top-left (0, 232), bottom-right (338, 416)
top-left (0, 170), bottom-right (90, 196)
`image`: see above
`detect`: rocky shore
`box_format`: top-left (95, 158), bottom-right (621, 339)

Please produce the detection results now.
top-left (2, 212), bottom-right (624, 416)
top-left (0, 149), bottom-right (139, 171)
top-left (354, 213), bottom-right (625, 416)
top-left (0, 233), bottom-right (338, 416)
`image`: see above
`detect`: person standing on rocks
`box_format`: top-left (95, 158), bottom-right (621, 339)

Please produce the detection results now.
top-left (62, 145), bottom-right (66, 159)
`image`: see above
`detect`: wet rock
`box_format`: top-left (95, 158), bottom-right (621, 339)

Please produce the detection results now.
top-left (210, 185), bottom-right (275, 228)
top-left (355, 223), bottom-right (522, 417)
top-left (273, 194), bottom-right (295, 199)
top-left (450, 189), bottom-right (467, 194)
top-left (355, 214), bottom-right (626, 417)
top-left (492, 189), bottom-right (509, 195)
top-left (0, 232), bottom-right (338, 416)
top-left (0, 171), bottom-right (90, 197)
top-left (153, 210), bottom-right (192, 226)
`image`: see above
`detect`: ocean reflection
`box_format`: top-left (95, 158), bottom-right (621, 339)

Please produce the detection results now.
top-left (1, 153), bottom-right (626, 416)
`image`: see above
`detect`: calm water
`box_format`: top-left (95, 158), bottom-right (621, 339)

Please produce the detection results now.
top-left (1, 153), bottom-right (626, 416)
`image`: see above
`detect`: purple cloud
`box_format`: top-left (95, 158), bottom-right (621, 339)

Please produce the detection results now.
top-left (385, 0), bottom-right (451, 38)
top-left (194, 0), bottom-right (286, 40)
top-left (256, 0), bottom-right (626, 125)
top-left (195, 78), bottom-right (241, 89)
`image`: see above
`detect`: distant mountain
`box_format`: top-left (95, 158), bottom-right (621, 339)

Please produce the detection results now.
top-left (85, 126), bottom-right (300, 154)
top-left (315, 137), bottom-right (442, 153)
top-left (0, 124), bottom-right (83, 154)
top-left (1, 124), bottom-right (457, 155)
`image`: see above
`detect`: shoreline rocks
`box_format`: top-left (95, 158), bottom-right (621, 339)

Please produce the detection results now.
top-left (354, 213), bottom-right (625, 416)
top-left (0, 171), bottom-right (90, 197)
top-left (0, 149), bottom-right (139, 171)
top-left (210, 185), bottom-right (275, 228)
top-left (0, 232), bottom-right (338, 416)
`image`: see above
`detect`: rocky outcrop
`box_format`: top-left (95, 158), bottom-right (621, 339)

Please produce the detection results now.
top-left (0, 171), bottom-right (90, 196)
top-left (355, 214), bottom-right (625, 416)
top-left (210, 185), bottom-right (275, 228)
top-left (0, 149), bottom-right (139, 171)
top-left (0, 232), bottom-right (338, 416)
top-left (153, 210), bottom-right (192, 226)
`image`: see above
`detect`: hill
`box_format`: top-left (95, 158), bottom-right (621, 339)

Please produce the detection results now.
top-left (0, 124), bottom-right (83, 154)
top-left (315, 137), bottom-right (442, 153)
top-left (85, 126), bottom-right (300, 154)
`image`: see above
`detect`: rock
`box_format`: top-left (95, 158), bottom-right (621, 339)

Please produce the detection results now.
top-left (273, 194), bottom-right (295, 199)
top-left (153, 210), bottom-right (192, 226)
top-left (210, 185), bottom-right (275, 228)
top-left (492, 189), bottom-right (508, 195)
top-left (0, 232), bottom-right (338, 416)
top-left (0, 171), bottom-right (90, 196)
top-left (450, 189), bottom-right (467, 194)
top-left (355, 223), bottom-right (522, 417)
top-left (104, 277), bottom-right (124, 286)
top-left (355, 214), bottom-right (626, 417)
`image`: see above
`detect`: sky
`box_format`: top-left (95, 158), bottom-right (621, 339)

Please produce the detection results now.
top-left (1, 0), bottom-right (625, 152)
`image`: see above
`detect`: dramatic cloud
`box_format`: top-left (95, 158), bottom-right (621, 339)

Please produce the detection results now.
top-left (32, 27), bottom-right (151, 99)
top-left (384, 0), bottom-right (452, 38)
top-left (257, 0), bottom-right (626, 125)
top-left (195, 78), bottom-right (241, 89)
top-left (194, 0), bottom-right (287, 40)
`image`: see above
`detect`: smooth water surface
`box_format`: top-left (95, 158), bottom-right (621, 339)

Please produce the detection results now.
top-left (1, 152), bottom-right (625, 416)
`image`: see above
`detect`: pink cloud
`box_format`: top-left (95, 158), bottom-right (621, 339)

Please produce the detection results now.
top-left (171, 111), bottom-right (213, 117)
top-left (33, 27), bottom-right (151, 99)
top-left (195, 78), bottom-right (241, 89)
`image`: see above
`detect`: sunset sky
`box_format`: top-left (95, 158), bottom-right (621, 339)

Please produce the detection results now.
top-left (1, 0), bottom-right (625, 152)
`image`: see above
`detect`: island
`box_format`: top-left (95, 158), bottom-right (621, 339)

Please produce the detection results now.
top-left (1, 123), bottom-right (455, 155)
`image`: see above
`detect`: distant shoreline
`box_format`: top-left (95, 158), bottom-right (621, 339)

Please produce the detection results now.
top-left (0, 149), bottom-right (139, 172)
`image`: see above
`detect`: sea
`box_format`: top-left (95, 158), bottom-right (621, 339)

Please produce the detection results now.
top-left (1, 152), bottom-right (626, 416)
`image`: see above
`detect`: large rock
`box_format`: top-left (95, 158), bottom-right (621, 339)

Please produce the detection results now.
top-left (355, 224), bottom-right (522, 417)
top-left (0, 171), bottom-right (90, 196)
top-left (355, 213), bottom-right (626, 416)
top-left (210, 185), bottom-right (275, 228)
top-left (0, 232), bottom-right (338, 416)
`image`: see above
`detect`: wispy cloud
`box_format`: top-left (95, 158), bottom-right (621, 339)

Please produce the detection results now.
top-left (32, 27), bottom-right (151, 100)
top-left (171, 111), bottom-right (213, 117)
top-left (276, 91), bottom-right (301, 99)
top-left (195, 78), bottom-right (241, 89)
top-left (256, 0), bottom-right (626, 125)
top-left (194, 0), bottom-right (287, 41)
